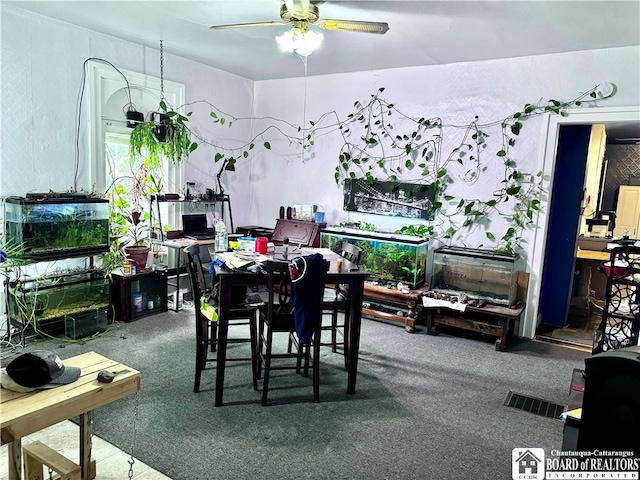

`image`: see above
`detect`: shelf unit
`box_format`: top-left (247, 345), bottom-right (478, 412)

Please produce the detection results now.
top-left (592, 245), bottom-right (640, 354)
top-left (148, 194), bottom-right (232, 312)
top-left (110, 269), bottom-right (168, 322)
top-left (2, 195), bottom-right (111, 336)
top-left (148, 194), bottom-right (234, 240)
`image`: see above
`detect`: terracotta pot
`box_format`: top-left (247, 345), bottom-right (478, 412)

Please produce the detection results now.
top-left (125, 245), bottom-right (151, 269)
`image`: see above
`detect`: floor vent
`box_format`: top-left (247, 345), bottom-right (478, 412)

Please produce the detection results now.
top-left (504, 391), bottom-right (566, 419)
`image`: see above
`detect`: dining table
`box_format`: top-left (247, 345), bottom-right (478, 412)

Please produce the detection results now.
top-left (213, 247), bottom-right (369, 406)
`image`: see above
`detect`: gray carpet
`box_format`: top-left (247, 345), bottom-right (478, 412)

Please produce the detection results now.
top-left (12, 307), bottom-right (588, 480)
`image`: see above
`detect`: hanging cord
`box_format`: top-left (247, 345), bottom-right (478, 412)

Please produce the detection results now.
top-left (159, 40), bottom-right (165, 101)
top-left (74, 58), bottom-right (135, 191)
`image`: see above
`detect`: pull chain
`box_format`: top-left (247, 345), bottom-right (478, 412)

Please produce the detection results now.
top-left (127, 391), bottom-right (140, 480)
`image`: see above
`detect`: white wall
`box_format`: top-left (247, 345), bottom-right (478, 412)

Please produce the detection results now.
top-left (2, 5), bottom-right (639, 338)
top-left (0, 5), bottom-right (254, 201)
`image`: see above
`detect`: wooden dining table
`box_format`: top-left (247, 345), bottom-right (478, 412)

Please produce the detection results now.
top-left (213, 247), bottom-right (369, 406)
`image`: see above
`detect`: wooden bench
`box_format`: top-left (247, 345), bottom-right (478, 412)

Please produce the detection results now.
top-left (425, 301), bottom-right (525, 351)
top-left (425, 271), bottom-right (529, 351)
top-left (1, 352), bottom-right (140, 480)
top-left (362, 283), bottom-right (431, 333)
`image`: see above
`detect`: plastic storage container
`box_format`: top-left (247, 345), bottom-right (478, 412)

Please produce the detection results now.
top-left (4, 195), bottom-right (109, 259)
top-left (430, 246), bottom-right (525, 306)
top-left (320, 227), bottom-right (429, 288)
top-left (64, 308), bottom-right (109, 339)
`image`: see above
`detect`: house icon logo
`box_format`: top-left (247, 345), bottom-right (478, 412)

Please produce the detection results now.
top-left (512, 448), bottom-right (545, 480)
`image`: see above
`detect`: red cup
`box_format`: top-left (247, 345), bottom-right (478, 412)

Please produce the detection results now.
top-left (255, 237), bottom-right (268, 254)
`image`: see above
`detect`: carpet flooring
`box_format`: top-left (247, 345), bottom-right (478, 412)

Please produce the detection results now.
top-left (9, 306), bottom-right (589, 480)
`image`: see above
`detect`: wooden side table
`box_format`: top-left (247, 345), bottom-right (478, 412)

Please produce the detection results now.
top-left (1, 352), bottom-right (140, 480)
top-left (362, 283), bottom-right (431, 333)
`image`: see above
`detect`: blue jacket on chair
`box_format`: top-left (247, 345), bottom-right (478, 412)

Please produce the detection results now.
top-left (289, 253), bottom-right (329, 343)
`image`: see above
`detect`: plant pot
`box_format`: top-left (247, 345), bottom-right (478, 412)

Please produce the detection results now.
top-left (126, 109), bottom-right (144, 128)
top-left (150, 112), bottom-right (170, 143)
top-left (124, 245), bottom-right (151, 269)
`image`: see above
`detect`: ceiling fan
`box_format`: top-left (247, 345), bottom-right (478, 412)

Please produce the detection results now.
top-left (210, 0), bottom-right (389, 37)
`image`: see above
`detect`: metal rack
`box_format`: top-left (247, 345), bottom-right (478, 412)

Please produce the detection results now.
top-left (592, 245), bottom-right (640, 354)
top-left (148, 194), bottom-right (233, 312)
top-left (148, 194), bottom-right (234, 240)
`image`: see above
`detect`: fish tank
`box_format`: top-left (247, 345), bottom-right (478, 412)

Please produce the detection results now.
top-left (431, 246), bottom-right (524, 306)
top-left (4, 195), bottom-right (110, 260)
top-left (320, 227), bottom-right (429, 288)
top-left (7, 268), bottom-right (111, 333)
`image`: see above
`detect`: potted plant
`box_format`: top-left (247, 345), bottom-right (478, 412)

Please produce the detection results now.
top-left (129, 99), bottom-right (198, 166)
top-left (105, 161), bottom-right (163, 273)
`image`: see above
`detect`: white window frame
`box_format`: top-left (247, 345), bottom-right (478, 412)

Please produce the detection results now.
top-left (86, 60), bottom-right (185, 226)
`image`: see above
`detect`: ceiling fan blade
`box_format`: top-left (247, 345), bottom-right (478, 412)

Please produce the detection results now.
top-left (210, 21), bottom-right (286, 30)
top-left (316, 19), bottom-right (389, 34)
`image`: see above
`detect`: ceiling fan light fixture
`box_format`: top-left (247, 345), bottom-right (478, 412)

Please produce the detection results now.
top-left (276, 26), bottom-right (323, 56)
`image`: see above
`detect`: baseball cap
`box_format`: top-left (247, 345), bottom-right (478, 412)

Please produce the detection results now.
top-left (0, 350), bottom-right (81, 393)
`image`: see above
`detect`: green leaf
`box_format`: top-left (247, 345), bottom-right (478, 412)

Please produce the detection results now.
top-left (214, 152), bottom-right (224, 162)
top-left (220, 118), bottom-right (225, 125)
top-left (210, 111), bottom-right (217, 119)
top-left (497, 150), bottom-right (507, 157)
top-left (264, 141), bottom-right (271, 150)
top-left (486, 232), bottom-right (495, 241)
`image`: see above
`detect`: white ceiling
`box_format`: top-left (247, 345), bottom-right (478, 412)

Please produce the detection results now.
top-left (6, 0), bottom-right (640, 81)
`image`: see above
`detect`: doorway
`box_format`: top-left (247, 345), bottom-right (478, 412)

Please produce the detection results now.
top-left (534, 119), bottom-right (640, 349)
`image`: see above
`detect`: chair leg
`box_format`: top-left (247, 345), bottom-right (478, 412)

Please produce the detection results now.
top-left (250, 313), bottom-right (258, 391)
top-left (210, 322), bottom-right (218, 353)
top-left (257, 317), bottom-right (265, 380)
top-left (261, 326), bottom-right (274, 406)
top-left (331, 310), bottom-right (338, 353)
top-left (194, 322), bottom-right (208, 393)
top-left (343, 311), bottom-right (350, 371)
top-left (313, 330), bottom-right (321, 403)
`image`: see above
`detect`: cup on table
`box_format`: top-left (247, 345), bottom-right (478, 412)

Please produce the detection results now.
top-left (255, 237), bottom-right (268, 254)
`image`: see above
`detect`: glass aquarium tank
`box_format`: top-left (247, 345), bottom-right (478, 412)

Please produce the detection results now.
top-left (321, 227), bottom-right (429, 288)
top-left (431, 246), bottom-right (524, 306)
top-left (7, 268), bottom-right (110, 333)
top-left (4, 195), bottom-right (109, 259)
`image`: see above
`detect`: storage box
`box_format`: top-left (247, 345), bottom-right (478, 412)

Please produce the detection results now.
top-left (321, 227), bottom-right (429, 288)
top-left (431, 246), bottom-right (524, 306)
top-left (64, 308), bottom-right (109, 339)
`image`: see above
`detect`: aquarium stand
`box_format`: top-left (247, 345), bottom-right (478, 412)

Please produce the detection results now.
top-left (425, 302), bottom-right (525, 351)
top-left (362, 283), bottom-right (431, 333)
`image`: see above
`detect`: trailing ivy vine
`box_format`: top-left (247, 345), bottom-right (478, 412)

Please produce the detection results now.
top-left (140, 85), bottom-right (609, 254)
top-left (330, 86), bottom-right (605, 253)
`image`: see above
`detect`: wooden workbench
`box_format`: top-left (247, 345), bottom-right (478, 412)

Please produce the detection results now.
top-left (1, 351), bottom-right (140, 480)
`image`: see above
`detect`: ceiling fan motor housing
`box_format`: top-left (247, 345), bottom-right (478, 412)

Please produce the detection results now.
top-left (280, 3), bottom-right (319, 23)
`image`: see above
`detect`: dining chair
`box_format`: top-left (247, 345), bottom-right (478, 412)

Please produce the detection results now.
top-left (320, 242), bottom-right (363, 369)
top-left (184, 244), bottom-right (259, 394)
top-left (257, 255), bottom-right (328, 406)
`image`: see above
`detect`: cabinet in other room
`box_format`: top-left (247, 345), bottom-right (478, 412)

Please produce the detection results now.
top-left (614, 185), bottom-right (640, 238)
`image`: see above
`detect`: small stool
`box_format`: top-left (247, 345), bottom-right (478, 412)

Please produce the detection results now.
top-left (23, 440), bottom-right (95, 480)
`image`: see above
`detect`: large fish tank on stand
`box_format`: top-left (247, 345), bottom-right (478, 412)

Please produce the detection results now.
top-left (3, 194), bottom-right (111, 336)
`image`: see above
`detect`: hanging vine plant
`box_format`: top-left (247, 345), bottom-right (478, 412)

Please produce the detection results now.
top-left (330, 85), bottom-right (607, 253)
top-left (129, 99), bottom-right (198, 166)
